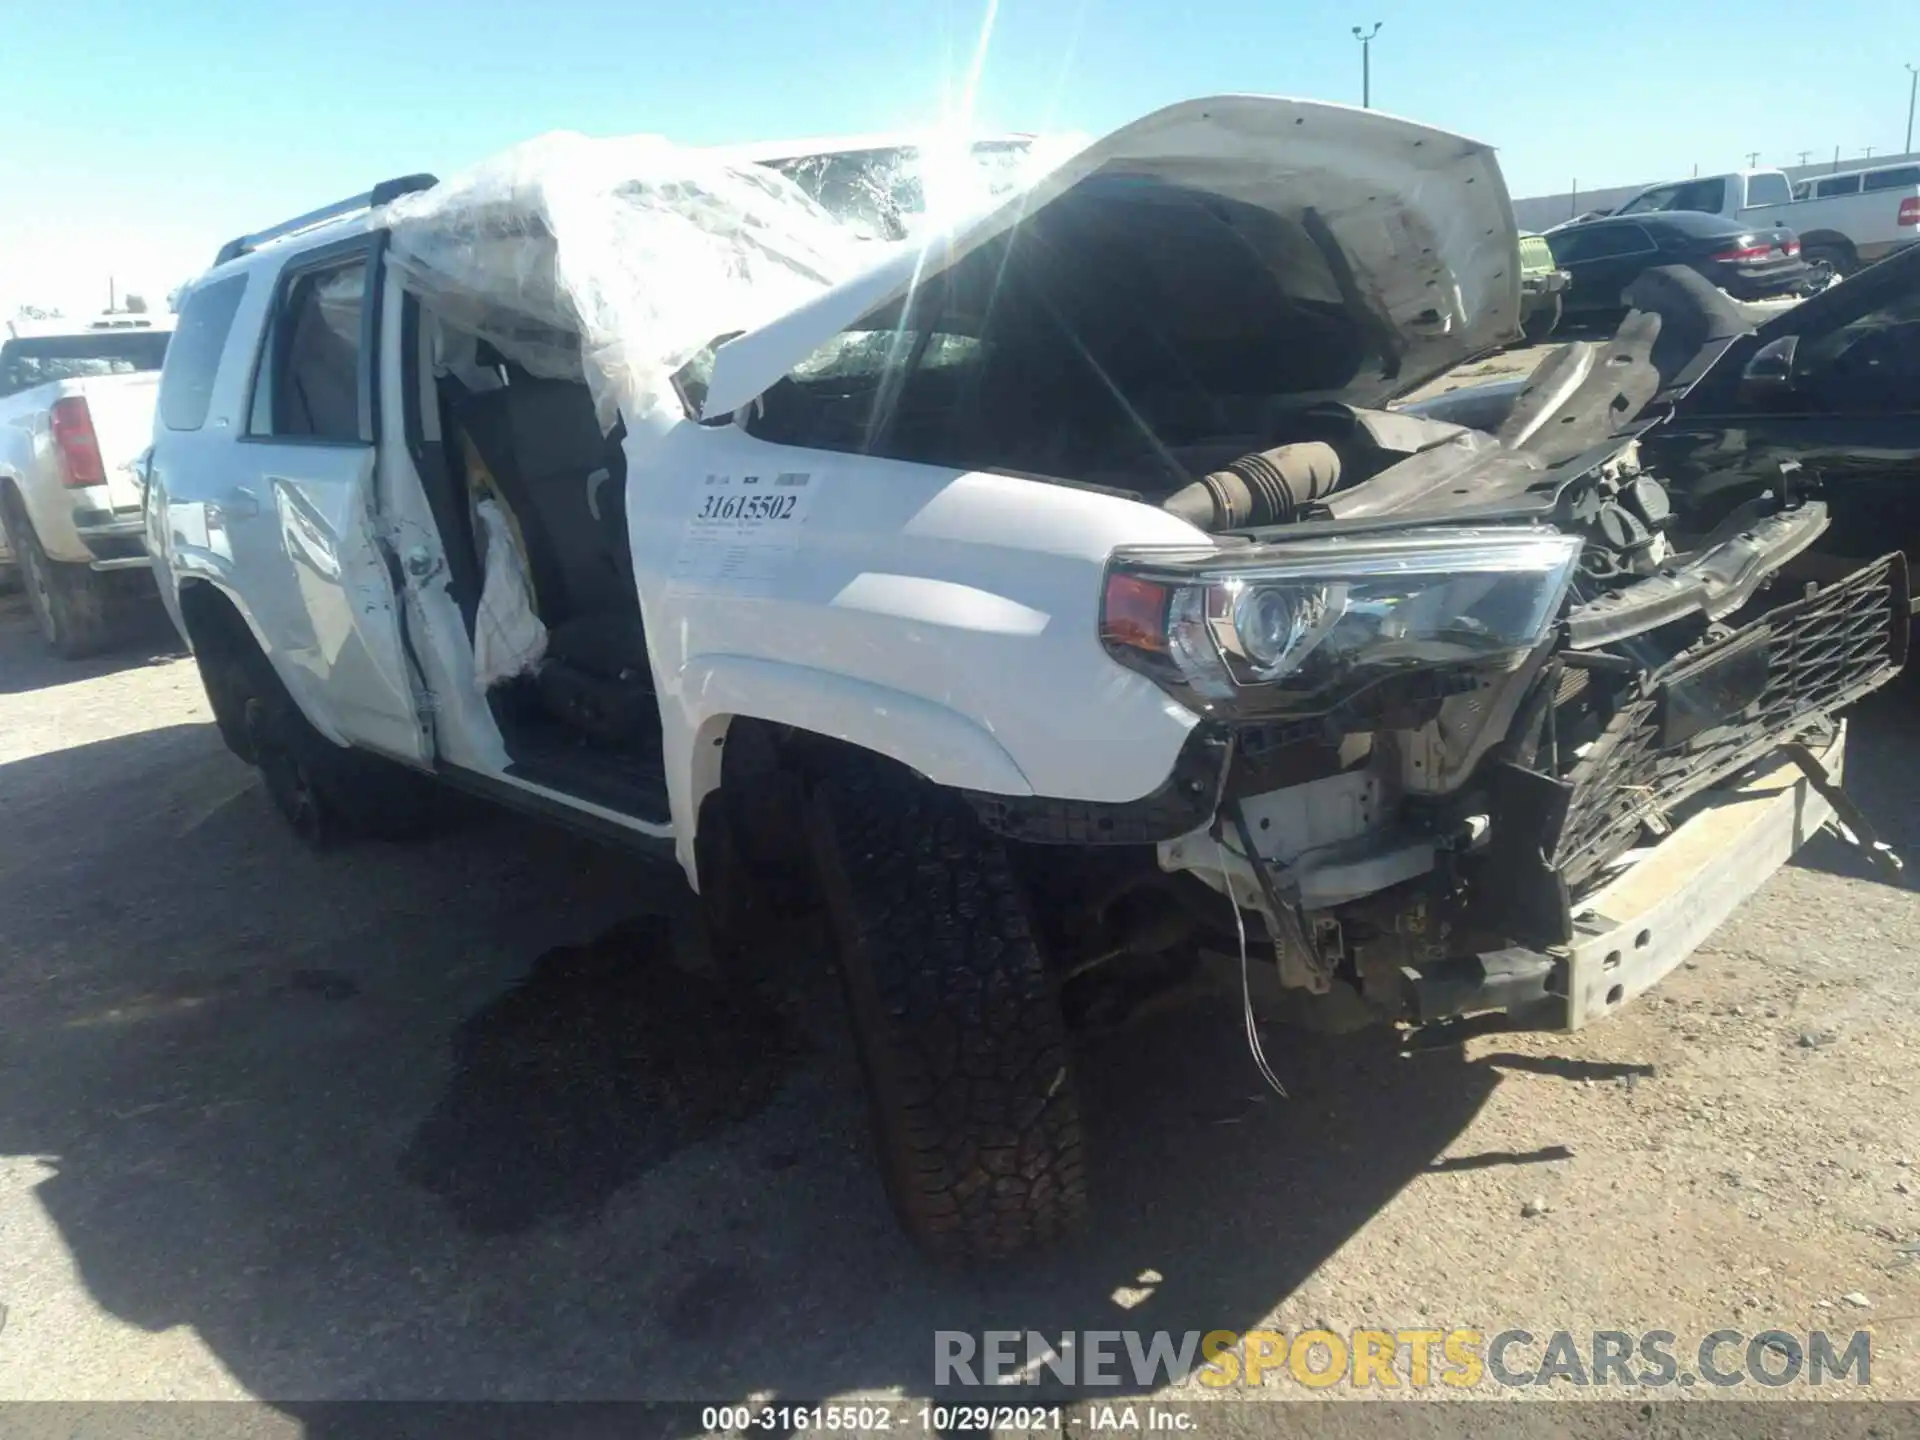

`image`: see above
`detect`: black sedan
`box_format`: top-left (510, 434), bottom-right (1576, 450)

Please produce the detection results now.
top-left (1546, 211), bottom-right (1812, 315)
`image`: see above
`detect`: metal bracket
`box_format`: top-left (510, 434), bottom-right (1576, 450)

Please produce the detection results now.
top-left (1780, 739), bottom-right (1903, 876)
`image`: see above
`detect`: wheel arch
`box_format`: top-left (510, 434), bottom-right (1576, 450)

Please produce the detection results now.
top-left (176, 577), bottom-right (351, 752)
top-left (1798, 230), bottom-right (1857, 261)
top-left (670, 657), bottom-right (1036, 884)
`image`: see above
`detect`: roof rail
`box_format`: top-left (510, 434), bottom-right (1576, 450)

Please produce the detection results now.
top-left (212, 172), bottom-right (439, 267)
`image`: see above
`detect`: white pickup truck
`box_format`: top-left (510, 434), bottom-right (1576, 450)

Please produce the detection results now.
top-left (1609, 166), bottom-right (1920, 279)
top-left (0, 315), bottom-right (173, 656)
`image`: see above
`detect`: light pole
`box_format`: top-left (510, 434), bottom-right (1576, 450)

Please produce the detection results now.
top-left (1906, 64), bottom-right (1917, 156)
top-left (1352, 23), bottom-right (1382, 110)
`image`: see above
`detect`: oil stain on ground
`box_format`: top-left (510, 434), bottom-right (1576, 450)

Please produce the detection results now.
top-left (399, 914), bottom-right (799, 1235)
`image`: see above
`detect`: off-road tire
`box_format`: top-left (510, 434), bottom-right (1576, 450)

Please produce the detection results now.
top-left (1521, 293), bottom-right (1563, 344)
top-left (201, 617), bottom-right (438, 848)
top-left (697, 800), bottom-right (788, 985)
top-left (0, 488), bottom-right (120, 659)
top-left (809, 753), bottom-right (1087, 1260)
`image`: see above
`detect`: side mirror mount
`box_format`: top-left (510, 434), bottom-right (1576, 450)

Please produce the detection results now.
top-left (1739, 333), bottom-right (1799, 406)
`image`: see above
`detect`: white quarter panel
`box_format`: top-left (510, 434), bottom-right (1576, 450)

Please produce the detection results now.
top-left (629, 420), bottom-right (1210, 871)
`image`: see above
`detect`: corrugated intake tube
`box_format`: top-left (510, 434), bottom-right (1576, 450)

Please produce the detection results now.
top-left (1160, 441), bottom-right (1343, 532)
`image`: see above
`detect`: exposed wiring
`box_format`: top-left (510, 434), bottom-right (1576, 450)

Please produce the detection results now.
top-left (1213, 835), bottom-right (1289, 1099)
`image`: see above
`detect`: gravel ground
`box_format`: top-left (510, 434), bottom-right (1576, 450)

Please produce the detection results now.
top-left (0, 533), bottom-right (1914, 1414)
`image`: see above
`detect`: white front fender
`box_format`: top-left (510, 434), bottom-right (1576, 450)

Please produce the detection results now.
top-left (664, 654), bottom-right (1034, 879)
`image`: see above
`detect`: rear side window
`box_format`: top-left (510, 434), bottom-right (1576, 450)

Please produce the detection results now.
top-left (1549, 225), bottom-right (1652, 262)
top-left (1616, 184), bottom-right (1680, 216)
top-left (1672, 178), bottom-right (1727, 213)
top-left (1864, 166), bottom-right (1920, 193)
top-left (159, 275), bottom-right (247, 431)
top-left (253, 255), bottom-right (371, 443)
top-left (1744, 173), bottom-right (1791, 207)
top-left (1815, 174), bottom-right (1863, 198)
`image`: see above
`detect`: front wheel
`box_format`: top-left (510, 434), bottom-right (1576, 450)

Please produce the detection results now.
top-left (808, 753), bottom-right (1087, 1261)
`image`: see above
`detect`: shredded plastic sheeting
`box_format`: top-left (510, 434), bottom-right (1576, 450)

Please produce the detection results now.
top-left (383, 133), bottom-right (863, 429)
top-left (471, 498), bottom-right (547, 690)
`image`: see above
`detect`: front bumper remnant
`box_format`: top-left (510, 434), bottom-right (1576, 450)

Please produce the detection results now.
top-left (1411, 725), bottom-right (1855, 1032)
top-left (1556, 550), bottom-right (1908, 889)
top-left (1556, 725), bottom-right (1847, 1029)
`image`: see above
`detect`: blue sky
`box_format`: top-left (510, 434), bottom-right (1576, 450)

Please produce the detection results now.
top-left (3, 0), bottom-right (1915, 314)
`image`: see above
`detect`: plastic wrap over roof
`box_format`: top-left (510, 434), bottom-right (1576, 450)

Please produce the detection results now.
top-left (381, 131), bottom-right (864, 428)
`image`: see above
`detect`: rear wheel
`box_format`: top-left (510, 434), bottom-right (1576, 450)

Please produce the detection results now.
top-left (0, 489), bottom-right (121, 659)
top-left (1803, 241), bottom-right (1856, 282)
top-left (193, 603), bottom-right (439, 848)
top-left (808, 752), bottom-right (1087, 1261)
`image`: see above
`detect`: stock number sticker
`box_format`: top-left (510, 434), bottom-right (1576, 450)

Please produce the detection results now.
top-left (670, 471), bottom-right (818, 596)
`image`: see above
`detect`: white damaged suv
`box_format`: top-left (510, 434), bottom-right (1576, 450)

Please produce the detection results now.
top-left (146, 98), bottom-right (1907, 1260)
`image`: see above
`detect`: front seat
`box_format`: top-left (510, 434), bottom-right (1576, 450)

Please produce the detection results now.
top-left (452, 377), bottom-right (656, 743)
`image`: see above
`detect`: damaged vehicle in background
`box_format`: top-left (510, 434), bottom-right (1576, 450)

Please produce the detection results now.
top-left (1546, 210), bottom-right (1815, 321)
top-left (144, 97), bottom-right (1908, 1264)
top-left (719, 132), bottom-right (1058, 241)
top-left (1409, 244), bottom-right (1920, 573)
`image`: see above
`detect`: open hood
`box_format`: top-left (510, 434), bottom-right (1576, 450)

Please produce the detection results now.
top-left (700, 95), bottom-right (1520, 419)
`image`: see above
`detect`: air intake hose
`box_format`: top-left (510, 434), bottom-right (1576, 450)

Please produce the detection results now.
top-left (1160, 441), bottom-right (1343, 532)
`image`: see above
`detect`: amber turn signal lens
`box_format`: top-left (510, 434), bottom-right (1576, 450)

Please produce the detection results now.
top-left (1100, 572), bottom-right (1171, 654)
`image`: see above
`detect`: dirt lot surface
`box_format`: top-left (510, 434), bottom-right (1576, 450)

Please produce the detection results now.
top-left (0, 524), bottom-right (1915, 1415)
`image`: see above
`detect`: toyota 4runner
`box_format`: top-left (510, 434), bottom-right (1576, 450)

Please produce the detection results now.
top-left (145, 99), bottom-right (1908, 1261)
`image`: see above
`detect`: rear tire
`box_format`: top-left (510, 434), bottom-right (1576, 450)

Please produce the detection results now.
top-left (0, 489), bottom-right (120, 659)
top-left (1803, 241), bottom-right (1856, 281)
top-left (196, 609), bottom-right (439, 849)
top-left (808, 752), bottom-right (1087, 1261)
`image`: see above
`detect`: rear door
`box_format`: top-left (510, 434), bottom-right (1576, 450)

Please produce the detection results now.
top-left (234, 236), bottom-right (430, 765)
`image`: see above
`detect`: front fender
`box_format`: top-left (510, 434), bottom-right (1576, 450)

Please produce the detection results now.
top-left (663, 654), bottom-right (1035, 879)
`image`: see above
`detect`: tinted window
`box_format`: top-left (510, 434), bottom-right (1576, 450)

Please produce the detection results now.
top-left (1618, 178), bottom-right (1726, 216)
top-left (1744, 173), bottom-right (1792, 207)
top-left (159, 276), bottom-right (247, 431)
top-left (1815, 174), bottom-right (1863, 198)
top-left (1673, 178), bottom-right (1727, 213)
top-left (1863, 165), bottom-right (1920, 193)
top-left (259, 257), bottom-right (368, 442)
top-left (1549, 225), bottom-right (1653, 262)
top-left (0, 331), bottom-right (168, 399)
top-left (1795, 288), bottom-right (1920, 412)
top-left (1616, 184), bottom-right (1682, 216)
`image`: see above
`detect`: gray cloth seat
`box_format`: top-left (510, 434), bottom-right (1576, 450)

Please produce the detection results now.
top-left (453, 377), bottom-right (646, 681)
top-left (453, 378), bottom-right (656, 748)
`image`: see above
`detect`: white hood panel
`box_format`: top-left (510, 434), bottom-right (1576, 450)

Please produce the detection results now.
top-left (701, 96), bottom-right (1521, 418)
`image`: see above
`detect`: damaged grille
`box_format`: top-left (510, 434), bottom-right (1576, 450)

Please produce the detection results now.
top-left (1553, 553), bottom-right (1909, 890)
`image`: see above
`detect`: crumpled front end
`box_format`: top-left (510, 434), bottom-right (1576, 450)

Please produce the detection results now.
top-left (1042, 375), bottom-right (1910, 1034)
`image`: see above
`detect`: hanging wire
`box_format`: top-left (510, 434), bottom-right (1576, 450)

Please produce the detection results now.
top-left (1214, 836), bottom-right (1289, 1099)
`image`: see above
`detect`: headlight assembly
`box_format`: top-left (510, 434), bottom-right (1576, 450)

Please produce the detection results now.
top-left (1099, 527), bottom-right (1583, 715)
